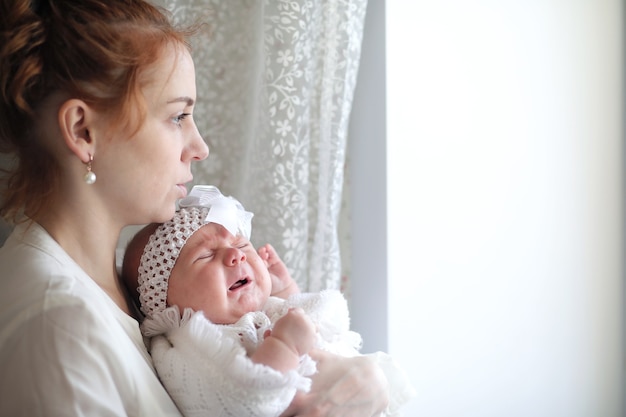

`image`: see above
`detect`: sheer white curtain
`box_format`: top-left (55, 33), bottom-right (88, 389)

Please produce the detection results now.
top-left (156, 0), bottom-right (367, 291)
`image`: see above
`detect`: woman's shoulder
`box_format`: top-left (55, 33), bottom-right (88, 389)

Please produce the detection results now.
top-left (0, 222), bottom-right (78, 281)
top-left (0, 284), bottom-right (180, 417)
top-left (0, 227), bottom-right (98, 312)
top-left (0, 222), bottom-right (135, 351)
top-left (0, 272), bottom-right (125, 348)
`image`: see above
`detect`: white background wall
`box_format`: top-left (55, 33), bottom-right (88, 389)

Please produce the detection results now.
top-left (350, 1), bottom-right (625, 416)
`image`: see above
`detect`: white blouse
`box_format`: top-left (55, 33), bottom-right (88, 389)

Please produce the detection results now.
top-left (0, 222), bottom-right (181, 416)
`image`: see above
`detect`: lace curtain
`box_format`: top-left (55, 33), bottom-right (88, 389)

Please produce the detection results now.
top-left (155, 0), bottom-right (367, 291)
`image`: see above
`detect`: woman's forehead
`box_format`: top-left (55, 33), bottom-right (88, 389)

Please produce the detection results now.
top-left (139, 44), bottom-right (196, 104)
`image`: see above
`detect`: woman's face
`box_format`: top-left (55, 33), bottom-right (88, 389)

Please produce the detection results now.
top-left (167, 223), bottom-right (273, 324)
top-left (96, 43), bottom-right (209, 225)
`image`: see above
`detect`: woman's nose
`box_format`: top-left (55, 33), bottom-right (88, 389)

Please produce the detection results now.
top-left (224, 248), bottom-right (246, 266)
top-left (185, 122), bottom-right (209, 161)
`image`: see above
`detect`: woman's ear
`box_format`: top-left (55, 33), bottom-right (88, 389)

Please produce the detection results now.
top-left (57, 98), bottom-right (96, 163)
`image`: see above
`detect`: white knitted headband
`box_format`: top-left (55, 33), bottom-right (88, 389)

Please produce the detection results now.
top-left (137, 185), bottom-right (253, 318)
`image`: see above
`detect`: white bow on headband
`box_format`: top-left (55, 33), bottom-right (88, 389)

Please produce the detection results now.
top-left (178, 185), bottom-right (254, 239)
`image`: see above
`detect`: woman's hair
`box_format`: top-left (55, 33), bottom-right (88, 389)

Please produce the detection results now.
top-left (0, 0), bottom-right (197, 223)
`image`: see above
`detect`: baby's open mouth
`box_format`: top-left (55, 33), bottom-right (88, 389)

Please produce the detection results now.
top-left (229, 278), bottom-right (249, 291)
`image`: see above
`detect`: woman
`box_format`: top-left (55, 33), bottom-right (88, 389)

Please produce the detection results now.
top-left (0, 1), bottom-right (389, 416)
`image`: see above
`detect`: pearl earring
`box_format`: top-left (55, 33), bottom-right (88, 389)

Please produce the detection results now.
top-left (84, 154), bottom-right (96, 185)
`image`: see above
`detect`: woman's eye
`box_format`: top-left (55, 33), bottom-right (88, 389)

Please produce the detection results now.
top-left (173, 113), bottom-right (191, 126)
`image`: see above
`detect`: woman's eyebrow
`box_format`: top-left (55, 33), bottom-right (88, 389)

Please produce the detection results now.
top-left (167, 96), bottom-right (195, 106)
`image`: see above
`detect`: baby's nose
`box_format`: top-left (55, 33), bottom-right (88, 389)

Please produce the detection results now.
top-left (225, 248), bottom-right (246, 266)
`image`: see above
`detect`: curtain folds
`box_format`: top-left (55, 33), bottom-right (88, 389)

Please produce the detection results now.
top-left (157, 0), bottom-right (367, 291)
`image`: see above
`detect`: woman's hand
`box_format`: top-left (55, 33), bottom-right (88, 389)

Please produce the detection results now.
top-left (280, 349), bottom-right (390, 417)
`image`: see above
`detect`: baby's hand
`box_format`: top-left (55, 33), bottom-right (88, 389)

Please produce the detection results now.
top-left (270, 308), bottom-right (316, 356)
top-left (257, 243), bottom-right (300, 298)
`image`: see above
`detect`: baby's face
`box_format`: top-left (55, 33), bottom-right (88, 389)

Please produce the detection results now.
top-left (166, 223), bottom-right (272, 324)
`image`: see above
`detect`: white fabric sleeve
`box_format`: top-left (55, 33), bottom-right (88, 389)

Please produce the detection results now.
top-left (0, 300), bottom-right (181, 417)
top-left (365, 352), bottom-right (417, 417)
top-left (150, 311), bottom-right (313, 417)
top-left (265, 290), bottom-right (363, 356)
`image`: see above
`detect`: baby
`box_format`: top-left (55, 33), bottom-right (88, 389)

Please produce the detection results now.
top-left (123, 185), bottom-right (415, 417)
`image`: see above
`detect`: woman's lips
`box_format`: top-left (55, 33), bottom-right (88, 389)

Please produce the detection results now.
top-left (177, 184), bottom-right (188, 198)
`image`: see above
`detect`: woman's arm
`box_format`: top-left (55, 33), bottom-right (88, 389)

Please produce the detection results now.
top-left (280, 349), bottom-right (390, 417)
